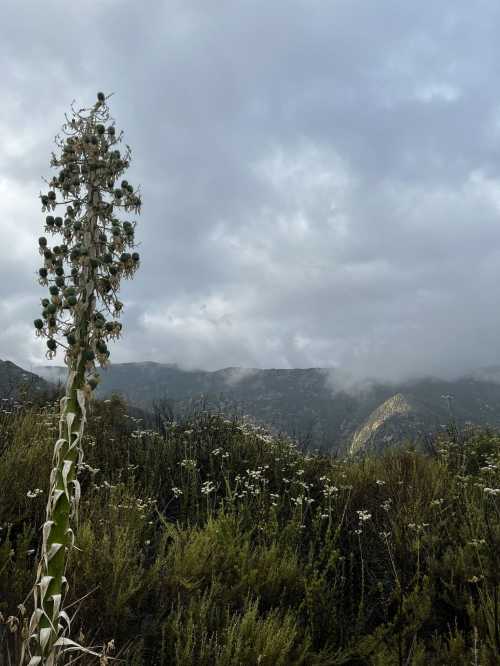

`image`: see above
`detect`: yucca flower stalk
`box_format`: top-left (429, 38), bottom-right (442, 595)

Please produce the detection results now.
top-left (25, 92), bottom-right (141, 665)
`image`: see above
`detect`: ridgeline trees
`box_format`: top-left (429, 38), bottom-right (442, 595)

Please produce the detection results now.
top-left (27, 92), bottom-right (141, 664)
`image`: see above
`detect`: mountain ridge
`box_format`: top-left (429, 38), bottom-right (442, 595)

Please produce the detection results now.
top-left (29, 361), bottom-right (500, 453)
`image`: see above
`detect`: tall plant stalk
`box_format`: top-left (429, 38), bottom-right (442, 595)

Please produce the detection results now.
top-left (25, 92), bottom-right (141, 665)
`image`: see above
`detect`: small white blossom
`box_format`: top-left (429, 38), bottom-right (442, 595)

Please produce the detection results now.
top-left (381, 499), bottom-right (392, 512)
top-left (201, 480), bottom-right (216, 495)
top-left (27, 489), bottom-right (43, 499)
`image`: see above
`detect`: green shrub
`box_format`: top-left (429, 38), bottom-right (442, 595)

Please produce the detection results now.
top-left (1, 402), bottom-right (499, 663)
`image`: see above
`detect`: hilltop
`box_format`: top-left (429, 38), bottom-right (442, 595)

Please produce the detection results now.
top-left (0, 359), bottom-right (51, 403)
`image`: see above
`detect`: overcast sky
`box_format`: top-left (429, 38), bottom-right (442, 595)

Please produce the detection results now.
top-left (3, 0), bottom-right (500, 384)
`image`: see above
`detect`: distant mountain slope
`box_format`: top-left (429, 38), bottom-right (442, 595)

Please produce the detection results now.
top-left (0, 360), bottom-right (51, 401)
top-left (36, 362), bottom-right (500, 453)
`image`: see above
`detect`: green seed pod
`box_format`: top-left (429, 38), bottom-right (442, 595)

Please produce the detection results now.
top-left (39, 268), bottom-right (48, 279)
top-left (49, 286), bottom-right (59, 296)
top-left (87, 376), bottom-right (99, 390)
top-left (66, 333), bottom-right (77, 346)
top-left (60, 245), bottom-right (69, 255)
top-left (43, 250), bottom-right (53, 260)
top-left (42, 308), bottom-right (49, 319)
top-left (108, 126), bottom-right (115, 135)
top-left (84, 350), bottom-right (95, 362)
top-left (47, 303), bottom-right (57, 315)
top-left (41, 195), bottom-right (49, 205)
top-left (67, 295), bottom-right (77, 307)
top-left (114, 188), bottom-right (123, 198)
top-left (48, 191), bottom-right (56, 201)
top-left (132, 252), bottom-right (140, 262)
top-left (42, 298), bottom-right (50, 308)
top-left (64, 286), bottom-right (76, 297)
top-left (55, 266), bottom-right (64, 276)
top-left (34, 319), bottom-right (44, 330)
top-left (120, 253), bottom-right (131, 263)
top-left (54, 217), bottom-right (63, 227)
top-left (96, 341), bottom-right (107, 354)
top-left (104, 322), bottom-right (114, 332)
top-left (47, 339), bottom-right (57, 351)
top-left (97, 91), bottom-right (105, 102)
top-left (121, 180), bottom-right (128, 189)
top-left (96, 124), bottom-right (105, 135)
top-left (99, 279), bottom-right (111, 293)
top-left (46, 216), bottom-right (55, 227)
top-left (55, 276), bottom-right (65, 288)
top-left (39, 237), bottom-right (48, 247)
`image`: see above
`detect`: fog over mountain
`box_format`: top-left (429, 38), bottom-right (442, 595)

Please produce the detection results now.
top-left (3, 2), bottom-right (500, 383)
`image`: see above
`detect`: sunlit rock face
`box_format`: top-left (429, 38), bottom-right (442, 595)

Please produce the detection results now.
top-left (349, 393), bottom-right (430, 456)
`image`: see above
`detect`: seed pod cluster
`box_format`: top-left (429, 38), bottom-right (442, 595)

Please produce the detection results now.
top-left (28, 92), bottom-right (143, 666)
top-left (35, 92), bottom-right (141, 383)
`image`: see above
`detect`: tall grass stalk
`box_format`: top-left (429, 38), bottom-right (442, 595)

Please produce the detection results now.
top-left (25, 92), bottom-right (141, 664)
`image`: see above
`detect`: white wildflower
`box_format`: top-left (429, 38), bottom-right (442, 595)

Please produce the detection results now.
top-left (201, 480), bottom-right (216, 495)
top-left (26, 489), bottom-right (44, 499)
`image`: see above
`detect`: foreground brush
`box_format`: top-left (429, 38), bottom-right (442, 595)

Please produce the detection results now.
top-left (25, 92), bottom-right (142, 665)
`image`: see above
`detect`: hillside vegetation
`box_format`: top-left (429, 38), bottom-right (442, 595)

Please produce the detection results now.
top-left (1, 396), bottom-right (499, 664)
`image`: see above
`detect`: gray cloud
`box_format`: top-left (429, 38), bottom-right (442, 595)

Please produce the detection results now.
top-left (2, 0), bottom-right (500, 383)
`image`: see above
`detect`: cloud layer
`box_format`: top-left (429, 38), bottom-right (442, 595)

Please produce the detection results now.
top-left (2, 1), bottom-right (500, 383)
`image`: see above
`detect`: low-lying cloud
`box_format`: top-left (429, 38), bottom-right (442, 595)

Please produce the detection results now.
top-left (2, 1), bottom-right (500, 384)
